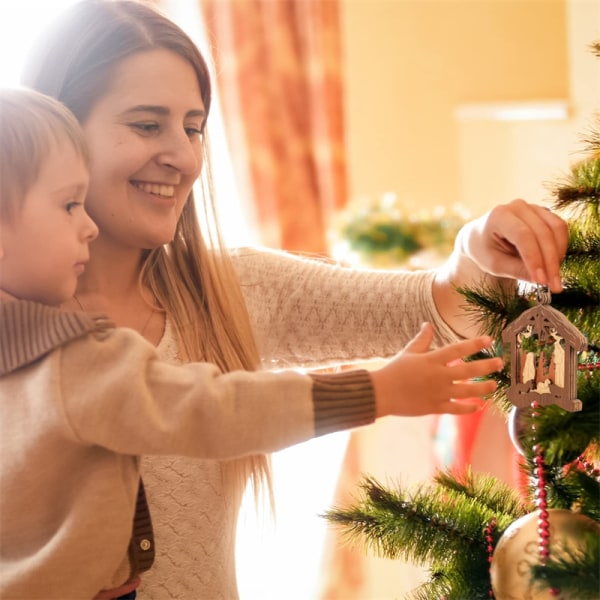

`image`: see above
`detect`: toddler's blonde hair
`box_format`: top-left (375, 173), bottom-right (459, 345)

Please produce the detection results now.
top-left (0, 87), bottom-right (88, 223)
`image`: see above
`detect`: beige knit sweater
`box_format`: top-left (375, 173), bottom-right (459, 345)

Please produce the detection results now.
top-left (0, 290), bottom-right (375, 599)
top-left (138, 248), bottom-right (461, 600)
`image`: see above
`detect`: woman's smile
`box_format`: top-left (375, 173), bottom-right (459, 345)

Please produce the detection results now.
top-left (131, 180), bottom-right (177, 201)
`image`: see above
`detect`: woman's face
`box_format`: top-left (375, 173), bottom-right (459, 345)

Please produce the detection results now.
top-left (82, 49), bottom-right (206, 251)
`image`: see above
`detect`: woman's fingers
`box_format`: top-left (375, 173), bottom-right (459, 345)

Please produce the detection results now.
top-left (493, 201), bottom-right (567, 291)
top-left (534, 205), bottom-right (569, 290)
top-left (472, 199), bottom-right (568, 291)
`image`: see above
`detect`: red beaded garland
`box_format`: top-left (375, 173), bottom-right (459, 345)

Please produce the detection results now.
top-left (531, 399), bottom-right (561, 596)
top-left (486, 517), bottom-right (497, 598)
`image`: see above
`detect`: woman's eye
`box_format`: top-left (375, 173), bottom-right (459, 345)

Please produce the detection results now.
top-left (130, 122), bottom-right (159, 134)
top-left (185, 126), bottom-right (203, 139)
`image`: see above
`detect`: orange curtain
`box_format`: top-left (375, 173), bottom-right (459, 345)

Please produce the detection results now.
top-left (199, 0), bottom-right (347, 253)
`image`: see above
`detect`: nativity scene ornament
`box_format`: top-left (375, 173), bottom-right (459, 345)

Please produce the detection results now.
top-left (502, 286), bottom-right (587, 412)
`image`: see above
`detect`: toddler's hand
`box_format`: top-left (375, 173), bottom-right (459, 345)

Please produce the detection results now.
top-left (93, 576), bottom-right (140, 600)
top-left (371, 322), bottom-right (502, 418)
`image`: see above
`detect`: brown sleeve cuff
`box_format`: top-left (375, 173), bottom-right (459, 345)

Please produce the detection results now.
top-left (309, 369), bottom-right (376, 437)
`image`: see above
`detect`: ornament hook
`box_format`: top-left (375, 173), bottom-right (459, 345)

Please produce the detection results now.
top-left (536, 285), bottom-right (551, 305)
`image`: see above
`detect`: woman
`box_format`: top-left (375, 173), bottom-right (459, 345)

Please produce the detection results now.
top-left (22, 1), bottom-right (567, 598)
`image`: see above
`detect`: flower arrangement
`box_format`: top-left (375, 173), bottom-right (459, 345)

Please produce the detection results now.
top-left (329, 192), bottom-right (470, 269)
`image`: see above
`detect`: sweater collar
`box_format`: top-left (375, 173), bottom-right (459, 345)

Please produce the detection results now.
top-left (0, 299), bottom-right (110, 376)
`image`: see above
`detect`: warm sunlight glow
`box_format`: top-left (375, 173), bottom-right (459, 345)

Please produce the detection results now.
top-left (0, 1), bottom-right (79, 86)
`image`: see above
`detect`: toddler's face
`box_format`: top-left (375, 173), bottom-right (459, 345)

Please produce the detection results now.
top-left (0, 138), bottom-right (98, 305)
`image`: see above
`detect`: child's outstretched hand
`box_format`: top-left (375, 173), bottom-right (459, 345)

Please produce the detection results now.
top-left (371, 322), bottom-right (502, 418)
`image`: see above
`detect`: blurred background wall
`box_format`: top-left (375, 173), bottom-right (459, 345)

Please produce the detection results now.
top-left (342, 0), bottom-right (597, 217)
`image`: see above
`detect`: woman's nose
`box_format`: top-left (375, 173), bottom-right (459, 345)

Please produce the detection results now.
top-left (158, 130), bottom-right (202, 175)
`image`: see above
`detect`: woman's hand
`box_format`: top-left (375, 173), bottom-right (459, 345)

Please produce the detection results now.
top-left (371, 322), bottom-right (503, 418)
top-left (457, 198), bottom-right (568, 292)
top-left (433, 199), bottom-right (569, 337)
top-left (93, 576), bottom-right (140, 600)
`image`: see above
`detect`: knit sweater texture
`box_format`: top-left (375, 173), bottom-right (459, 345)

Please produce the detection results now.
top-left (138, 248), bottom-right (462, 599)
top-left (0, 276), bottom-right (375, 598)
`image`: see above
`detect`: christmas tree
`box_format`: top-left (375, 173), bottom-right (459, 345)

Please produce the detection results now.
top-left (323, 41), bottom-right (600, 600)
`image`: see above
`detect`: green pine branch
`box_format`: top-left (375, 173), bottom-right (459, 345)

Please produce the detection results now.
top-left (322, 472), bottom-right (525, 598)
top-left (456, 280), bottom-right (530, 342)
top-left (549, 468), bottom-right (600, 522)
top-left (567, 217), bottom-right (600, 255)
top-left (529, 531), bottom-right (600, 599)
top-left (552, 157), bottom-right (600, 209)
top-left (580, 121), bottom-right (600, 155)
top-left (433, 468), bottom-right (526, 518)
top-left (515, 370), bottom-right (600, 468)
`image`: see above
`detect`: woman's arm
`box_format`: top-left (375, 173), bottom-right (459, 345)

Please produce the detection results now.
top-left (233, 248), bottom-right (458, 369)
top-left (232, 200), bottom-right (567, 367)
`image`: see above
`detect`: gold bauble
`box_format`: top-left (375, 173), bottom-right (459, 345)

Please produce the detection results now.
top-left (490, 509), bottom-right (600, 600)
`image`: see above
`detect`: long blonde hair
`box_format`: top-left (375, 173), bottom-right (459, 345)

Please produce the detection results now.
top-left (22, 0), bottom-right (271, 501)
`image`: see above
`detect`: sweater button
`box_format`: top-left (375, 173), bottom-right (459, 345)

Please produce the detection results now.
top-left (140, 539), bottom-right (152, 551)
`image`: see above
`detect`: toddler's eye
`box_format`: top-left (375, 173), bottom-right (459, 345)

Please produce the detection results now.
top-left (65, 201), bottom-right (81, 214)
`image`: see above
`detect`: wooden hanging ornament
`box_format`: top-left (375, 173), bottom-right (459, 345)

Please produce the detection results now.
top-left (502, 286), bottom-right (587, 412)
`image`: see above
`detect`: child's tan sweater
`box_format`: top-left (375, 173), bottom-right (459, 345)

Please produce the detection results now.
top-left (0, 298), bottom-right (374, 600)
